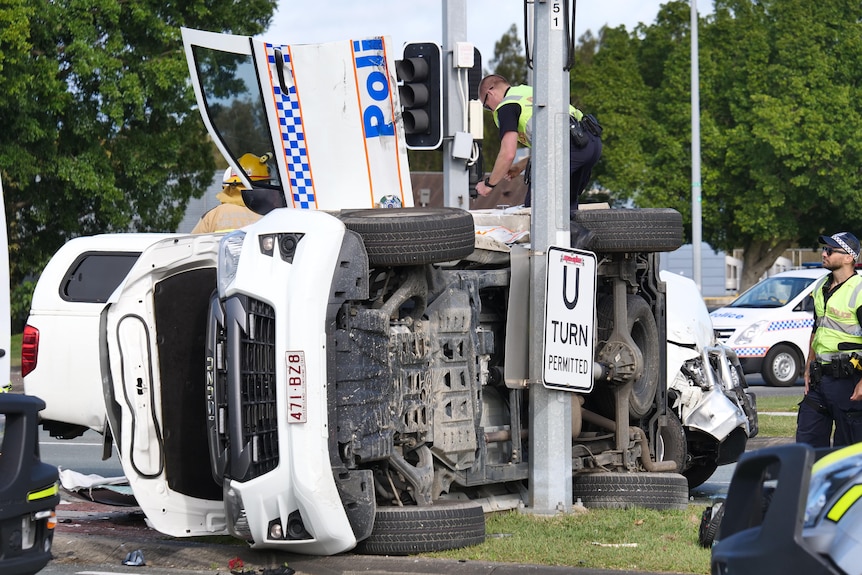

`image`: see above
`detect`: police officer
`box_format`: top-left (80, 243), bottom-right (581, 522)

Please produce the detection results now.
top-left (796, 232), bottom-right (862, 448)
top-left (474, 75), bottom-right (601, 245)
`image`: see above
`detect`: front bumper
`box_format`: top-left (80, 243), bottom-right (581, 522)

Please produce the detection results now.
top-left (207, 211), bottom-right (362, 553)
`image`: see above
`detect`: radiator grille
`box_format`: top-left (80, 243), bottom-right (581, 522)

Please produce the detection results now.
top-left (232, 297), bottom-right (279, 481)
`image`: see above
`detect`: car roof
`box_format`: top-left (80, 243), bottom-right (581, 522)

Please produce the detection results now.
top-left (765, 268), bottom-right (830, 279)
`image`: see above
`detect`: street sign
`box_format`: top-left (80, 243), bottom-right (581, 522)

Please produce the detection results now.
top-left (543, 246), bottom-right (596, 392)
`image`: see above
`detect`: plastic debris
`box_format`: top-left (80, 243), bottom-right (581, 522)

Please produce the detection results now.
top-left (122, 549), bottom-right (145, 566)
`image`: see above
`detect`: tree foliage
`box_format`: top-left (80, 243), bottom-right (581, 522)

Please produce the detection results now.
top-left (584, 0), bottom-right (862, 289)
top-left (0, 0), bottom-right (276, 322)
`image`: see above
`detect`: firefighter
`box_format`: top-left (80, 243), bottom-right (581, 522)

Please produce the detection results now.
top-left (192, 153), bottom-right (269, 234)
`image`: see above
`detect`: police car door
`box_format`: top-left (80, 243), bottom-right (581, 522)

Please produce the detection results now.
top-left (181, 28), bottom-right (413, 211)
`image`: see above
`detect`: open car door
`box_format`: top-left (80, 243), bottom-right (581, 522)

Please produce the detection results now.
top-left (181, 28), bottom-right (413, 211)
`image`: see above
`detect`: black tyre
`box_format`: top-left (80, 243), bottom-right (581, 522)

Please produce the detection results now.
top-left (596, 295), bottom-right (660, 419)
top-left (572, 208), bottom-right (683, 253)
top-left (340, 207), bottom-right (475, 266)
top-left (684, 461), bottom-right (718, 490)
top-left (572, 472), bottom-right (689, 511)
top-left (698, 498), bottom-right (725, 548)
top-left (658, 411), bottom-right (687, 475)
top-left (762, 344), bottom-right (801, 387)
top-left (355, 501), bottom-right (486, 555)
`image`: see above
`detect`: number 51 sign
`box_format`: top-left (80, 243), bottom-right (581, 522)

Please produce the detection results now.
top-left (542, 246), bottom-right (596, 392)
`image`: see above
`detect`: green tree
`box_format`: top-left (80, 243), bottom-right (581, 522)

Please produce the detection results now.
top-left (594, 0), bottom-right (862, 289)
top-left (0, 0), bottom-right (276, 323)
top-left (489, 24), bottom-right (527, 85)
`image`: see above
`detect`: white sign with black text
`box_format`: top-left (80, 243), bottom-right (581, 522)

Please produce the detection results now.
top-left (543, 246), bottom-right (596, 392)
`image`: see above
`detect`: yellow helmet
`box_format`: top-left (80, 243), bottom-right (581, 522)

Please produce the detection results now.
top-left (224, 153), bottom-right (271, 186)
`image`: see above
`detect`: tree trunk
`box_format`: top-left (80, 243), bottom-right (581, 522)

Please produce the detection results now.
top-left (739, 239), bottom-right (795, 292)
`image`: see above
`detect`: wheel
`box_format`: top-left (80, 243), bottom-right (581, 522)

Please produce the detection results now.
top-left (354, 500), bottom-right (486, 555)
top-left (684, 461), bottom-right (719, 490)
top-left (658, 410), bottom-right (687, 475)
top-left (571, 208), bottom-right (683, 253)
top-left (572, 472), bottom-right (689, 511)
top-left (762, 344), bottom-right (801, 387)
top-left (596, 295), bottom-right (660, 419)
top-left (340, 207), bottom-right (475, 266)
top-left (698, 498), bottom-right (725, 548)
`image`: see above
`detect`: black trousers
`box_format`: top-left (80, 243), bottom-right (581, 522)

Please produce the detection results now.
top-left (796, 373), bottom-right (862, 448)
top-left (523, 131), bottom-right (602, 210)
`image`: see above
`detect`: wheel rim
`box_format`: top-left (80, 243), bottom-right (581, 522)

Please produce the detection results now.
top-left (772, 352), bottom-right (796, 382)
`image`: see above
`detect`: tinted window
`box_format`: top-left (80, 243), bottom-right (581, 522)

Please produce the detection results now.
top-left (61, 252), bottom-right (141, 303)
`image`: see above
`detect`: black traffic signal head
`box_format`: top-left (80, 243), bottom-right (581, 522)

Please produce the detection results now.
top-left (396, 42), bottom-right (442, 150)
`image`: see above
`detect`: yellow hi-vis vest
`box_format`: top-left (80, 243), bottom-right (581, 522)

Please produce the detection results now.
top-left (812, 273), bottom-right (862, 361)
top-left (492, 85), bottom-right (582, 148)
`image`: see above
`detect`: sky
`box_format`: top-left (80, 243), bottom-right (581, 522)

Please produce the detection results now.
top-left (261, 1), bottom-right (715, 66)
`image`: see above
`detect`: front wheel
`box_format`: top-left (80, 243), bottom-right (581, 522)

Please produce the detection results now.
top-left (339, 207), bottom-right (475, 266)
top-left (354, 501), bottom-right (486, 555)
top-left (762, 344), bottom-right (801, 387)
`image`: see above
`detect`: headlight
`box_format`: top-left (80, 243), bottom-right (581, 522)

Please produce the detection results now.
top-left (734, 320), bottom-right (769, 345)
top-left (218, 231), bottom-right (246, 297)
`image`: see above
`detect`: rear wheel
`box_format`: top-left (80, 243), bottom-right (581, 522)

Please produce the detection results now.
top-left (355, 501), bottom-right (486, 555)
top-left (572, 472), bottom-right (689, 511)
top-left (762, 344), bottom-right (801, 387)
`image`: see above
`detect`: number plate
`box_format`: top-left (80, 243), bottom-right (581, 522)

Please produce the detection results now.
top-left (285, 351), bottom-right (307, 423)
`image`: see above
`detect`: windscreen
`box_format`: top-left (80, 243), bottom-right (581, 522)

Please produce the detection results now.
top-left (728, 276), bottom-right (816, 308)
top-left (191, 46), bottom-right (280, 195)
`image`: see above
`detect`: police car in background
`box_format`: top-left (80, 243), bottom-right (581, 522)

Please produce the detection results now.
top-left (710, 267), bottom-right (833, 386)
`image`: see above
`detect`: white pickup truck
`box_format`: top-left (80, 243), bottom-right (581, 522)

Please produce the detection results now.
top-left (23, 27), bottom-right (757, 556)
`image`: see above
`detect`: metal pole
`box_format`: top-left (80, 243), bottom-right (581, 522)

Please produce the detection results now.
top-left (691, 0), bottom-right (702, 289)
top-left (442, 0), bottom-right (469, 209)
top-left (528, 0), bottom-right (573, 515)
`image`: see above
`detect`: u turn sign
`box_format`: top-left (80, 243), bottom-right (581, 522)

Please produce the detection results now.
top-left (543, 246), bottom-right (596, 392)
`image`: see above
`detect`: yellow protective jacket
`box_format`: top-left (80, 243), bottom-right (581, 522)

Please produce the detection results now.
top-left (492, 85), bottom-right (582, 148)
top-left (812, 273), bottom-right (862, 361)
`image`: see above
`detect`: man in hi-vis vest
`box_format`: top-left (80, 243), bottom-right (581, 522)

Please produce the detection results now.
top-left (474, 74), bottom-right (602, 247)
top-left (796, 231), bottom-right (862, 447)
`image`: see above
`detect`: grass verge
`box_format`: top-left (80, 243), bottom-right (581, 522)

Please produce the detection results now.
top-left (11, 332), bottom-right (20, 368)
top-left (755, 394), bottom-right (801, 413)
top-left (424, 506), bottom-right (711, 574)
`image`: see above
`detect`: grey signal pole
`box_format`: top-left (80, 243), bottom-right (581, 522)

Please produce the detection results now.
top-left (442, 0), bottom-right (469, 209)
top-left (527, 0), bottom-right (573, 514)
top-left (691, 0), bottom-right (703, 289)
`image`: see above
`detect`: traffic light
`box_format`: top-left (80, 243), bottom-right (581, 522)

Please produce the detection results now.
top-left (396, 42), bottom-right (442, 150)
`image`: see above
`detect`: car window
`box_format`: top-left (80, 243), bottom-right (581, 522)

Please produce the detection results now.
top-left (0, 413), bottom-right (5, 457)
top-left (728, 276), bottom-right (816, 308)
top-left (60, 252), bottom-right (141, 303)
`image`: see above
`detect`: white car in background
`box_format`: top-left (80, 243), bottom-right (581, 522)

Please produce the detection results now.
top-left (710, 268), bottom-right (830, 386)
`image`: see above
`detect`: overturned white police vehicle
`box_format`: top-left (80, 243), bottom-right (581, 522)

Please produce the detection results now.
top-left (92, 28), bottom-right (758, 556)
